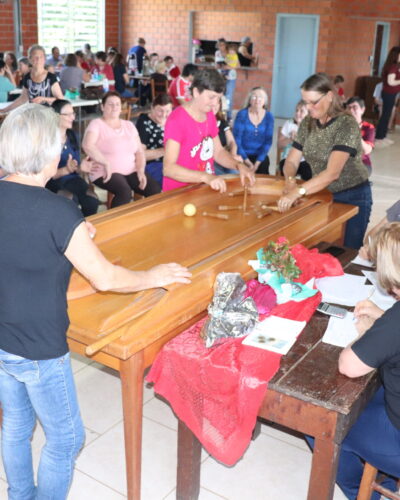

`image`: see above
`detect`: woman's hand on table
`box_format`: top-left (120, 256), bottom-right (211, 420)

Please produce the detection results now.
top-left (354, 314), bottom-right (375, 337)
top-left (202, 173), bottom-right (227, 193)
top-left (147, 263), bottom-right (192, 287)
top-left (358, 244), bottom-right (371, 261)
top-left (277, 186), bottom-right (300, 212)
top-left (237, 163), bottom-right (255, 186)
top-left (354, 299), bottom-right (384, 321)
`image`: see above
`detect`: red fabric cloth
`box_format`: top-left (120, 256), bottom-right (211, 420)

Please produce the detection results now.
top-left (147, 245), bottom-right (343, 465)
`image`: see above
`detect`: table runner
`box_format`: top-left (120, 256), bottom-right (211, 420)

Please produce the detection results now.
top-left (147, 245), bottom-right (343, 465)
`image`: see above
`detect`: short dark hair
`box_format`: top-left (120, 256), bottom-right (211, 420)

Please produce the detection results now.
top-left (51, 99), bottom-right (72, 114)
top-left (95, 51), bottom-right (107, 62)
top-left (0, 60), bottom-right (5, 70)
top-left (334, 74), bottom-right (344, 84)
top-left (191, 68), bottom-right (225, 94)
top-left (164, 56), bottom-right (173, 63)
top-left (152, 93), bottom-right (173, 107)
top-left (64, 53), bottom-right (77, 67)
top-left (182, 63), bottom-right (198, 78)
top-left (346, 96), bottom-right (365, 109)
top-left (51, 46), bottom-right (59, 54)
top-left (101, 90), bottom-right (122, 105)
top-left (75, 50), bottom-right (84, 59)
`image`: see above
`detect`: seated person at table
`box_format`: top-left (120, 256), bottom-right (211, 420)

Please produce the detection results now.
top-left (168, 63), bottom-right (197, 108)
top-left (359, 199), bottom-right (400, 260)
top-left (164, 56), bottom-right (180, 81)
top-left (0, 45), bottom-right (64, 113)
top-left (0, 60), bottom-right (16, 102)
top-left (150, 62), bottom-right (168, 95)
top-left (334, 222), bottom-right (400, 499)
top-left (83, 91), bottom-right (160, 208)
top-left (17, 57), bottom-right (30, 87)
top-left (334, 74), bottom-right (346, 103)
top-left (75, 50), bottom-right (91, 72)
top-left (212, 97), bottom-right (242, 176)
top-left (48, 99), bottom-right (99, 216)
top-left (136, 94), bottom-right (173, 188)
top-left (59, 53), bottom-right (89, 94)
top-left (233, 87), bottom-right (274, 174)
top-left (46, 46), bottom-right (63, 68)
top-left (110, 52), bottom-right (134, 98)
top-left (92, 51), bottom-right (115, 90)
top-left (346, 96), bottom-right (375, 176)
top-left (278, 100), bottom-right (311, 180)
top-left (4, 52), bottom-right (18, 80)
top-left (163, 68), bottom-right (255, 192)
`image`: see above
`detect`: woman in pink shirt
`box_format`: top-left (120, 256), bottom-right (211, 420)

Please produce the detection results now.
top-left (163, 68), bottom-right (254, 192)
top-left (83, 91), bottom-right (160, 208)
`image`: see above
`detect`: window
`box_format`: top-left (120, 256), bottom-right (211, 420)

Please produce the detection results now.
top-left (37, 0), bottom-right (105, 55)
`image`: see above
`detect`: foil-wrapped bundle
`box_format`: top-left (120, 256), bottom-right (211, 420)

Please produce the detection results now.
top-left (202, 273), bottom-right (259, 348)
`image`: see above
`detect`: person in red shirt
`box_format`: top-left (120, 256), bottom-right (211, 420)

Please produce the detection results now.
top-left (164, 56), bottom-right (180, 82)
top-left (347, 97), bottom-right (375, 175)
top-left (168, 63), bottom-right (197, 107)
top-left (92, 51), bottom-right (115, 90)
top-left (376, 46), bottom-right (400, 145)
top-left (334, 75), bottom-right (345, 103)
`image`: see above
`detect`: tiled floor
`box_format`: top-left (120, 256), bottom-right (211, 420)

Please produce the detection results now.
top-left (1, 124), bottom-right (399, 499)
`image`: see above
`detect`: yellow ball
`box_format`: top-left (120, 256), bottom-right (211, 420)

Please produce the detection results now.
top-left (183, 203), bottom-right (197, 217)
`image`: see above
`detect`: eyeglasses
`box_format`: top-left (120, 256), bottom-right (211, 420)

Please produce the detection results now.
top-left (60, 112), bottom-right (76, 117)
top-left (303, 94), bottom-right (326, 107)
top-left (250, 96), bottom-right (264, 100)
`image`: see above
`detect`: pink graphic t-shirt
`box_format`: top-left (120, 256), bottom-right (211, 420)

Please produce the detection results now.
top-left (163, 106), bottom-right (219, 191)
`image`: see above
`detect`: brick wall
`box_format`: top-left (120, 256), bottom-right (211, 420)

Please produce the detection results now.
top-left (0, 2), bottom-right (15, 52)
top-left (120, 0), bottom-right (400, 110)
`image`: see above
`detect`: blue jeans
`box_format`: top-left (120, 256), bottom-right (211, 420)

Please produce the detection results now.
top-left (0, 350), bottom-right (85, 500)
top-left (376, 91), bottom-right (396, 139)
top-left (119, 88), bottom-right (135, 98)
top-left (333, 181), bottom-right (372, 250)
top-left (306, 387), bottom-right (400, 500)
top-left (225, 78), bottom-right (236, 121)
top-left (214, 162), bottom-right (238, 176)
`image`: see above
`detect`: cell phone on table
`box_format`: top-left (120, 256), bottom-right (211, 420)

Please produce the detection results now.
top-left (317, 302), bottom-right (347, 319)
top-left (325, 246), bottom-right (345, 258)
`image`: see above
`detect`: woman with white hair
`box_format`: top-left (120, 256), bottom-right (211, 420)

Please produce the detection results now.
top-left (233, 86), bottom-right (274, 174)
top-left (1, 44), bottom-right (63, 113)
top-left (0, 103), bottom-right (191, 499)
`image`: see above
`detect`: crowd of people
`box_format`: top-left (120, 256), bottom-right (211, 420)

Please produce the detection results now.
top-left (0, 37), bottom-right (400, 500)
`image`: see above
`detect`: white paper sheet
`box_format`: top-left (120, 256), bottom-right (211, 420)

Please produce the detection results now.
top-left (315, 274), bottom-right (373, 306)
top-left (351, 255), bottom-right (374, 268)
top-left (322, 313), bottom-right (359, 348)
top-left (242, 316), bottom-right (306, 355)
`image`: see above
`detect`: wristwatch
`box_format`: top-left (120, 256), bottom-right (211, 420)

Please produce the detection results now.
top-left (298, 186), bottom-right (307, 197)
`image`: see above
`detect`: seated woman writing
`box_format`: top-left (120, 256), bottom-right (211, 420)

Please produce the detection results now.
top-left (163, 68), bottom-right (254, 193)
top-left (278, 72), bottom-right (372, 250)
top-left (48, 99), bottom-right (99, 216)
top-left (136, 94), bottom-right (173, 188)
top-left (334, 222), bottom-right (400, 499)
top-left (82, 91), bottom-right (160, 208)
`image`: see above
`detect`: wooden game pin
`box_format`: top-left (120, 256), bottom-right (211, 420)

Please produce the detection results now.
top-left (202, 211), bottom-right (230, 220)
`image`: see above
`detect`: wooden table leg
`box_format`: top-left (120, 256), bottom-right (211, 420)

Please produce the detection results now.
top-left (120, 352), bottom-right (145, 500)
top-left (176, 419), bottom-right (202, 500)
top-left (308, 437), bottom-right (340, 500)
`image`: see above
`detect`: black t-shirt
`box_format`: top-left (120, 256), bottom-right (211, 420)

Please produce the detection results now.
top-left (113, 63), bottom-right (127, 94)
top-left (352, 301), bottom-right (400, 429)
top-left (217, 118), bottom-right (230, 148)
top-left (136, 113), bottom-right (164, 161)
top-left (0, 181), bottom-right (84, 360)
top-left (22, 71), bottom-right (59, 101)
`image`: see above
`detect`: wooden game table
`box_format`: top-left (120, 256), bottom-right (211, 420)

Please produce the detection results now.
top-left (66, 176), bottom-right (358, 500)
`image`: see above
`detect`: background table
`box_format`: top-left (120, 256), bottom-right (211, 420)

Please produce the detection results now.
top-left (176, 244), bottom-right (380, 500)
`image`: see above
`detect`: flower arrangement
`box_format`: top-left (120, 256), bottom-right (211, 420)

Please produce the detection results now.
top-left (258, 237), bottom-right (301, 283)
